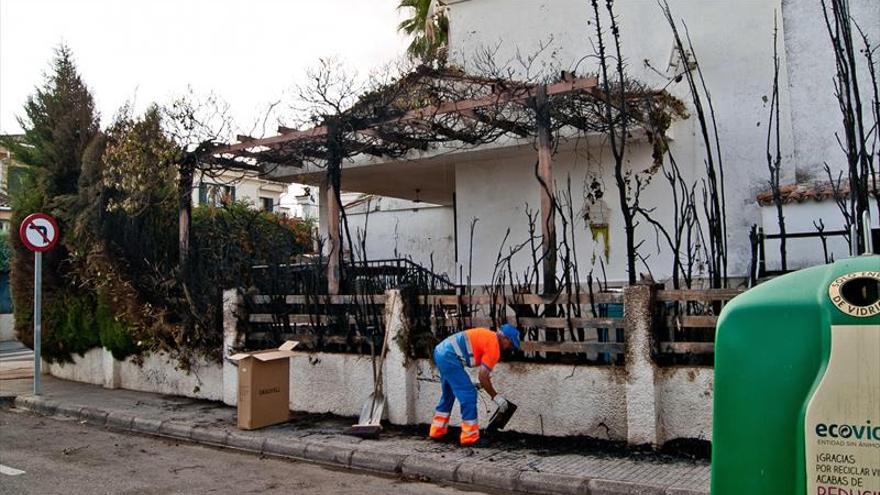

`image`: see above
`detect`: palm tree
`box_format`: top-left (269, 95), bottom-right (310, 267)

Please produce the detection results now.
top-left (397, 0), bottom-right (448, 62)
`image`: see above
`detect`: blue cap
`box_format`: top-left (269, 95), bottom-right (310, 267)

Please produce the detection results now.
top-left (500, 324), bottom-right (520, 350)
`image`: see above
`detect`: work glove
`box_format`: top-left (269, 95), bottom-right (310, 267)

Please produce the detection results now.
top-left (471, 379), bottom-right (481, 390)
top-left (493, 395), bottom-right (509, 413)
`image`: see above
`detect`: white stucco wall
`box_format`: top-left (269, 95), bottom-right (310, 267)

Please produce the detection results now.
top-left (440, 0), bottom-right (803, 284)
top-left (781, 0), bottom-right (880, 180)
top-left (46, 344), bottom-right (711, 442)
top-left (0, 314), bottom-right (14, 341)
top-left (287, 352), bottom-right (375, 416)
top-left (118, 352), bottom-right (223, 401)
top-left (281, 183), bottom-right (319, 220)
top-left (456, 142), bottom-right (695, 284)
top-left (342, 196), bottom-right (457, 278)
top-left (416, 358), bottom-right (628, 439)
top-left (191, 170), bottom-right (289, 214)
top-left (45, 348), bottom-right (107, 386)
top-left (656, 367), bottom-right (714, 443)
top-left (433, 0), bottom-right (878, 284)
top-left (759, 199), bottom-right (880, 270)
top-left (45, 348), bottom-right (223, 401)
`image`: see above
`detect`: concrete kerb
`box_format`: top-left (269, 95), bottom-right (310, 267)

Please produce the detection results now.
top-left (54, 401), bottom-right (84, 418)
top-left (349, 447), bottom-right (408, 473)
top-left (106, 411), bottom-right (135, 430)
top-left (456, 463), bottom-right (522, 493)
top-left (517, 471), bottom-right (590, 495)
top-left (190, 426), bottom-right (230, 447)
top-left (401, 455), bottom-right (460, 483)
top-left (303, 441), bottom-right (355, 468)
top-left (128, 416), bottom-right (162, 434)
top-left (158, 421), bottom-right (194, 440)
top-left (6, 394), bottom-right (700, 495)
top-left (225, 431), bottom-right (267, 453)
top-left (78, 407), bottom-right (109, 426)
top-left (263, 436), bottom-right (309, 459)
top-left (588, 478), bottom-right (666, 495)
top-left (664, 488), bottom-right (709, 495)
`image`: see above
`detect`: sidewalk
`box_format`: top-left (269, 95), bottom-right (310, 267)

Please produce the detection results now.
top-left (0, 376), bottom-right (709, 495)
top-left (0, 341), bottom-right (33, 380)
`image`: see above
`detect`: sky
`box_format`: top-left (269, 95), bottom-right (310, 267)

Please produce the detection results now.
top-left (0, 0), bottom-right (412, 136)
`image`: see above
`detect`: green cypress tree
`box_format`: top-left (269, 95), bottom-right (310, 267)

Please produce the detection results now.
top-left (2, 45), bottom-right (100, 354)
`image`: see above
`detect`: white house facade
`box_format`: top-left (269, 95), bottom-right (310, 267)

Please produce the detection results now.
top-left (191, 169), bottom-right (290, 215)
top-left (273, 0), bottom-right (878, 286)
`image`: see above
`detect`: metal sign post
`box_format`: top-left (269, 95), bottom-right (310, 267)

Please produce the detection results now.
top-left (33, 251), bottom-right (42, 394)
top-left (19, 213), bottom-right (60, 396)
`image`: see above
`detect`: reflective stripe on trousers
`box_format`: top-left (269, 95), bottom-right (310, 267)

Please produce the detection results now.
top-left (431, 411), bottom-right (450, 428)
top-left (429, 411), bottom-right (450, 439)
top-left (460, 420), bottom-right (480, 445)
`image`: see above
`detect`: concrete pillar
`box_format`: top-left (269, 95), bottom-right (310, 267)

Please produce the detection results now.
top-left (101, 348), bottom-right (121, 389)
top-left (623, 283), bottom-right (660, 447)
top-left (382, 290), bottom-right (418, 425)
top-left (222, 289), bottom-right (243, 406)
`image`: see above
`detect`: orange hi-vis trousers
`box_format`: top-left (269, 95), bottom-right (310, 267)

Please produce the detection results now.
top-left (429, 411), bottom-right (450, 439)
top-left (429, 415), bottom-right (480, 445)
top-left (430, 340), bottom-right (481, 445)
top-left (460, 420), bottom-right (479, 445)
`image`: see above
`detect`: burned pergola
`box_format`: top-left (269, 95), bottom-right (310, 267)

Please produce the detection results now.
top-left (213, 65), bottom-right (670, 294)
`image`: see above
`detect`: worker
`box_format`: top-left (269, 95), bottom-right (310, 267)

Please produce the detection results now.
top-left (428, 324), bottom-right (520, 446)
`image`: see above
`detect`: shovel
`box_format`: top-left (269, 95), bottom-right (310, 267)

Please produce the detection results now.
top-left (348, 327), bottom-right (391, 438)
top-left (485, 399), bottom-right (518, 434)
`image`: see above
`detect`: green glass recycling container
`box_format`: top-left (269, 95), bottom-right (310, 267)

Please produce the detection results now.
top-left (712, 255), bottom-right (879, 495)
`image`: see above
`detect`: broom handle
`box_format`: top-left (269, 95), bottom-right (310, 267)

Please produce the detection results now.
top-left (374, 327), bottom-right (390, 395)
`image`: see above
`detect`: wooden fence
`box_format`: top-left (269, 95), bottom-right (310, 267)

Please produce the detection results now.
top-left (241, 286), bottom-right (745, 365)
top-left (653, 288), bottom-right (744, 364)
top-left (243, 289), bottom-right (627, 364)
top-left (412, 292), bottom-right (625, 362)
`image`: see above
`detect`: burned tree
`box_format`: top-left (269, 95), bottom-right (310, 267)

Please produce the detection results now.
top-left (590, 0), bottom-right (639, 285)
top-left (660, 1), bottom-right (729, 288)
top-left (215, 60), bottom-right (670, 290)
top-left (765, 14), bottom-right (788, 271)
top-left (820, 0), bottom-right (879, 253)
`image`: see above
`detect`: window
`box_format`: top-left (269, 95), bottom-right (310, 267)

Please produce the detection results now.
top-left (261, 197), bottom-right (274, 212)
top-left (198, 183), bottom-right (235, 206)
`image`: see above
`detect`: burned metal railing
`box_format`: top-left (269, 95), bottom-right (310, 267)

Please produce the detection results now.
top-left (243, 293), bottom-right (386, 354)
top-left (344, 258), bottom-right (457, 294)
top-left (749, 225), bottom-right (852, 284)
top-left (242, 258), bottom-right (453, 353)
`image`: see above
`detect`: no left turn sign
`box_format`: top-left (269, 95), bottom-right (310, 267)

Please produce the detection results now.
top-left (19, 213), bottom-right (60, 252)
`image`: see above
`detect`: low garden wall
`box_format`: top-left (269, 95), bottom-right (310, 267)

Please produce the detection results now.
top-left (44, 288), bottom-right (714, 447)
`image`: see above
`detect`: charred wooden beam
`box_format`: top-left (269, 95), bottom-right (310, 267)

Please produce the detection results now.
top-left (214, 76), bottom-right (601, 155)
top-left (460, 108), bottom-right (532, 138)
top-left (363, 128), bottom-right (431, 151)
top-left (205, 155), bottom-right (263, 172)
top-left (535, 84), bottom-right (557, 297)
top-left (227, 149), bottom-right (304, 167)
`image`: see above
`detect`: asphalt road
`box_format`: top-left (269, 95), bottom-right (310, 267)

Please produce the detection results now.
top-left (0, 410), bottom-right (488, 495)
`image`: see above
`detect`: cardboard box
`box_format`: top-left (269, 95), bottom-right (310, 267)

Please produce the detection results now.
top-left (229, 341), bottom-right (299, 430)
